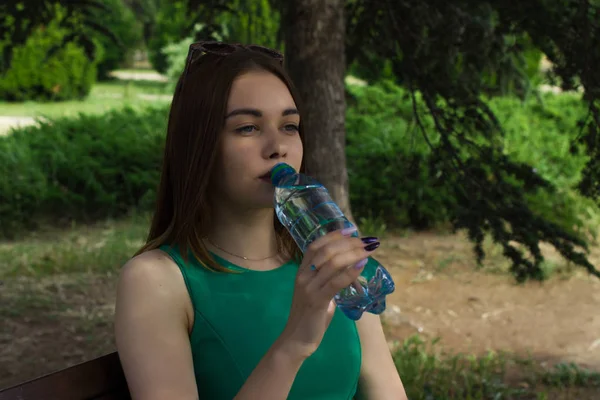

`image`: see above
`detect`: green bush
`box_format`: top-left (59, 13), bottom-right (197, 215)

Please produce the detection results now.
top-left (346, 81), bottom-right (597, 236)
top-left (93, 0), bottom-right (143, 80)
top-left (0, 138), bottom-right (48, 234)
top-left (0, 7), bottom-right (97, 101)
top-left (0, 106), bottom-right (168, 238)
top-left (346, 81), bottom-right (453, 229)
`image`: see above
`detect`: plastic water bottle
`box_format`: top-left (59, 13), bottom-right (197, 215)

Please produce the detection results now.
top-left (270, 162), bottom-right (395, 320)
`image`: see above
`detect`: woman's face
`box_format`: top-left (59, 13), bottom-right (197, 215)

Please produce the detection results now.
top-left (212, 70), bottom-right (303, 210)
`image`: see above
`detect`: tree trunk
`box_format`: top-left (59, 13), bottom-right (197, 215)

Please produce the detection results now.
top-left (283, 0), bottom-right (355, 223)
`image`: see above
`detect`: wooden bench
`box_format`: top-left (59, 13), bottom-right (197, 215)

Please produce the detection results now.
top-left (0, 352), bottom-right (130, 400)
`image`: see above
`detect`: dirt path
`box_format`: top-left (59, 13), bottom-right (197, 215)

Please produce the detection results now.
top-left (0, 116), bottom-right (37, 136)
top-left (377, 232), bottom-right (600, 371)
top-left (1, 231), bottom-right (599, 390)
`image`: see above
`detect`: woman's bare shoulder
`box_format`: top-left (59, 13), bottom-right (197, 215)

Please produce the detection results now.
top-left (120, 248), bottom-right (179, 282)
top-left (117, 248), bottom-right (189, 308)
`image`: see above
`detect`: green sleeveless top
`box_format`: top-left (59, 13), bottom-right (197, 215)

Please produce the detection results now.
top-left (160, 245), bottom-right (363, 400)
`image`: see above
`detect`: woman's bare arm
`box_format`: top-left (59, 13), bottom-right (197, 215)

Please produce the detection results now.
top-left (354, 313), bottom-right (407, 399)
top-left (115, 250), bottom-right (199, 400)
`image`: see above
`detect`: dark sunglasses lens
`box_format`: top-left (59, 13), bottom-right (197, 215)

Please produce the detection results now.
top-left (205, 43), bottom-right (237, 53)
top-left (248, 45), bottom-right (283, 59)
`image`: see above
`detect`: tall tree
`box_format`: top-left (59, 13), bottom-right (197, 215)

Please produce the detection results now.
top-left (282, 0), bottom-right (354, 221)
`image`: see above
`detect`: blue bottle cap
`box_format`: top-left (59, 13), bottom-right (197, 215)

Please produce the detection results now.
top-left (270, 163), bottom-right (297, 186)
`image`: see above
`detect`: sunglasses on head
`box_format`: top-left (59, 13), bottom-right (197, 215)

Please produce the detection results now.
top-left (181, 41), bottom-right (284, 88)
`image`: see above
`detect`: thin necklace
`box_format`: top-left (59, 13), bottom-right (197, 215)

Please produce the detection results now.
top-left (204, 237), bottom-right (280, 261)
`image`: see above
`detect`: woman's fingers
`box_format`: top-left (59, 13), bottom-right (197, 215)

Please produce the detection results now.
top-left (298, 228), bottom-right (358, 275)
top-left (307, 241), bottom-right (379, 301)
top-left (296, 227), bottom-right (380, 305)
top-left (321, 264), bottom-right (366, 299)
top-left (303, 227), bottom-right (358, 259)
top-left (310, 244), bottom-right (369, 288)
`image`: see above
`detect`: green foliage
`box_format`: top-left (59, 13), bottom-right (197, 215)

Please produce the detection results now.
top-left (93, 0), bottom-right (143, 80)
top-left (216, 0), bottom-right (281, 48)
top-left (392, 335), bottom-right (600, 399)
top-left (345, 0), bottom-right (600, 280)
top-left (121, 0), bottom-right (162, 44)
top-left (357, 213), bottom-right (388, 239)
top-left (346, 81), bottom-right (452, 229)
top-left (147, 0), bottom-right (281, 74)
top-left (542, 362), bottom-right (600, 388)
top-left (0, 106), bottom-right (168, 238)
top-left (1, 1), bottom-right (117, 71)
top-left (393, 336), bottom-right (528, 399)
top-left (162, 35), bottom-right (195, 84)
top-left (0, 214), bottom-right (151, 277)
top-left (346, 81), bottom-right (599, 257)
top-left (0, 5), bottom-right (97, 101)
top-left (147, 1), bottom-right (192, 74)
top-left (347, 55), bottom-right (395, 85)
top-left (0, 136), bottom-right (48, 234)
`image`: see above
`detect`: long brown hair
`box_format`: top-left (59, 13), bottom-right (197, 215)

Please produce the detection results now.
top-left (136, 46), bottom-right (306, 272)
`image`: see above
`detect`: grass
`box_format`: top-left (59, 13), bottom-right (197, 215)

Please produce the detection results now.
top-left (0, 213), bottom-right (150, 279)
top-left (357, 213), bottom-right (388, 238)
top-left (0, 73), bottom-right (368, 120)
top-left (394, 336), bottom-right (527, 399)
top-left (0, 79), bottom-right (172, 119)
top-left (393, 335), bottom-right (600, 399)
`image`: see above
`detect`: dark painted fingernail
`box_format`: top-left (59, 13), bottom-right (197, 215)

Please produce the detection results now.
top-left (361, 236), bottom-right (378, 244)
top-left (364, 242), bottom-right (380, 252)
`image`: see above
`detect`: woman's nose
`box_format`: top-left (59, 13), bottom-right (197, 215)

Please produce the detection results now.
top-left (263, 127), bottom-right (287, 159)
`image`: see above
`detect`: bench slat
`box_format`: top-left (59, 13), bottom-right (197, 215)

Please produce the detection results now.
top-left (0, 352), bottom-right (130, 400)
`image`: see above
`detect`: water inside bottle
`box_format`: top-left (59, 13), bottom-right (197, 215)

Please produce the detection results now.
top-left (274, 182), bottom-right (395, 320)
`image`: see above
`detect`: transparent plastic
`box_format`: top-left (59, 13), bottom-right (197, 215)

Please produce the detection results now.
top-left (271, 163), bottom-right (395, 320)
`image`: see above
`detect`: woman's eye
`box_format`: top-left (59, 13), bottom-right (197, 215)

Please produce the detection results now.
top-left (235, 125), bottom-right (257, 134)
top-left (284, 124), bottom-right (299, 132)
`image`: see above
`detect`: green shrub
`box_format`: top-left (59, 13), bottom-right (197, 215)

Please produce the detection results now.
top-left (346, 81), bottom-right (453, 229)
top-left (0, 137), bottom-right (48, 235)
top-left (0, 106), bottom-right (168, 238)
top-left (346, 80), bottom-right (598, 237)
top-left (0, 6), bottom-right (97, 101)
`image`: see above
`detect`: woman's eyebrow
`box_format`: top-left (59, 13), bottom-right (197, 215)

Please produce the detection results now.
top-left (282, 108), bottom-right (299, 116)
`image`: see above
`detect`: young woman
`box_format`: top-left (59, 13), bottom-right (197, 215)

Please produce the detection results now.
top-left (114, 41), bottom-right (407, 400)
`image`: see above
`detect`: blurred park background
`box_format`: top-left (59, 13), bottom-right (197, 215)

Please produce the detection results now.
top-left (1, 0), bottom-right (600, 398)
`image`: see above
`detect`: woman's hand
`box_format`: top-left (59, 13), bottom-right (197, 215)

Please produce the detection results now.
top-left (276, 228), bottom-right (380, 360)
